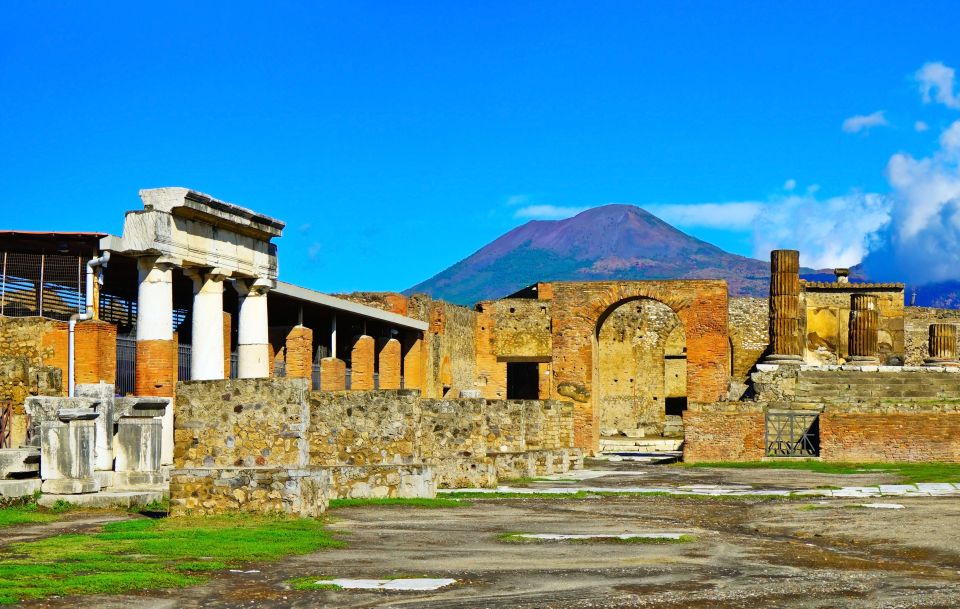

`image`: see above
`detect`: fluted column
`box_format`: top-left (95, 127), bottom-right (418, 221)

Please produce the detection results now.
top-left (764, 249), bottom-right (803, 363)
top-left (235, 279), bottom-right (271, 379)
top-left (925, 323), bottom-right (959, 367)
top-left (847, 294), bottom-right (879, 364)
top-left (186, 268), bottom-right (228, 380)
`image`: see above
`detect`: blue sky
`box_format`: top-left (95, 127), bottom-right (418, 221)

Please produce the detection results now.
top-left (3, 2), bottom-right (960, 290)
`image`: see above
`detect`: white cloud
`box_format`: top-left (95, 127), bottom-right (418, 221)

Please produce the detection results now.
top-left (751, 193), bottom-right (891, 269)
top-left (514, 205), bottom-right (587, 220)
top-left (307, 242), bottom-right (322, 259)
top-left (915, 120), bottom-right (929, 132)
top-left (646, 202), bottom-right (762, 230)
top-left (784, 178), bottom-right (796, 191)
top-left (917, 61), bottom-right (960, 109)
top-left (842, 111), bottom-right (889, 133)
top-left (806, 184), bottom-right (821, 194)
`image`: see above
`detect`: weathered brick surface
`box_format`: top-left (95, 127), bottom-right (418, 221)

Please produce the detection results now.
top-left (319, 357), bottom-right (345, 391)
top-left (378, 338), bottom-right (401, 389)
top-left (0, 317), bottom-right (63, 445)
top-left (402, 337), bottom-right (424, 391)
top-left (223, 312), bottom-right (232, 378)
top-left (548, 280), bottom-right (729, 450)
top-left (284, 326), bottom-right (313, 380)
top-left (350, 335), bottom-right (375, 390)
top-left (821, 412), bottom-right (960, 462)
top-left (74, 320), bottom-right (116, 386)
top-left (333, 292), bottom-right (409, 316)
top-left (135, 339), bottom-right (175, 396)
top-left (682, 405), bottom-right (765, 463)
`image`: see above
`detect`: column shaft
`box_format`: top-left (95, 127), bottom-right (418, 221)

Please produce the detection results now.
top-left (236, 280), bottom-right (271, 378)
top-left (765, 249), bottom-right (803, 362)
top-left (926, 323), bottom-right (959, 366)
top-left (189, 270), bottom-right (226, 380)
top-left (848, 294), bottom-right (879, 363)
top-left (135, 259), bottom-right (175, 396)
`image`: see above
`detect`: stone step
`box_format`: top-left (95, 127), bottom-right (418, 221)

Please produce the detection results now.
top-left (599, 437), bottom-right (683, 453)
top-left (0, 448), bottom-right (40, 479)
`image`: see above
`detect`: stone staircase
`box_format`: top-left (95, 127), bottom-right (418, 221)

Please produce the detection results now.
top-left (796, 370), bottom-right (960, 403)
top-left (599, 436), bottom-right (683, 455)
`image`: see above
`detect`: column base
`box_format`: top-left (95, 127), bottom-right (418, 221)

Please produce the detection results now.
top-left (41, 478), bottom-right (100, 494)
top-left (846, 356), bottom-right (880, 365)
top-left (762, 354), bottom-right (804, 365)
top-left (924, 358), bottom-right (960, 368)
top-left (114, 471), bottom-right (165, 490)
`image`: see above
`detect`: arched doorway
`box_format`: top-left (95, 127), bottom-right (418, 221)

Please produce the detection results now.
top-left (595, 298), bottom-right (687, 442)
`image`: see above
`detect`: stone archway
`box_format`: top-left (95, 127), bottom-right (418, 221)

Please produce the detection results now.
top-left (549, 280), bottom-right (729, 452)
top-left (595, 298), bottom-right (686, 440)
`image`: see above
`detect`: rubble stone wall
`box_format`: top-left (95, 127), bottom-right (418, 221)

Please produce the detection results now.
top-left (904, 307), bottom-right (960, 366)
top-left (407, 295), bottom-right (477, 398)
top-left (728, 297), bottom-right (768, 382)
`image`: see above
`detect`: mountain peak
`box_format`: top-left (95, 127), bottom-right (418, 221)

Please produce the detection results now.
top-left (405, 205), bottom-right (769, 305)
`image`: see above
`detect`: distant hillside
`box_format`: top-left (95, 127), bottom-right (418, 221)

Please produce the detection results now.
top-left (405, 204), bottom-right (774, 305)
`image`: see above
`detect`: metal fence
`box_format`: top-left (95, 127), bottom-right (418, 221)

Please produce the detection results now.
top-left (0, 401), bottom-right (11, 449)
top-left (116, 336), bottom-right (137, 396)
top-left (765, 411), bottom-right (820, 457)
top-left (0, 252), bottom-right (85, 320)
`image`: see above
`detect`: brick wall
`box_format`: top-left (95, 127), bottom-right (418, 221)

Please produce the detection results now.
top-left (135, 339), bottom-right (176, 397)
top-left (821, 411), bottom-right (960, 462)
top-left (682, 404), bottom-right (765, 463)
top-left (74, 320), bottom-right (116, 386)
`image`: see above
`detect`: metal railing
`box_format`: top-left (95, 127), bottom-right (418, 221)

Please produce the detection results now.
top-left (0, 401), bottom-right (11, 449)
top-left (116, 336), bottom-right (137, 396)
top-left (765, 411), bottom-right (820, 457)
top-left (0, 252), bottom-right (85, 320)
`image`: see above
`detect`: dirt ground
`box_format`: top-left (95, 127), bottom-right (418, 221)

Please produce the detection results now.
top-left (22, 461), bottom-right (960, 609)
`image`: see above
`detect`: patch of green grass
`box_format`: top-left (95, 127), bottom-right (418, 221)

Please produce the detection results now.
top-left (286, 576), bottom-right (342, 591)
top-left (0, 515), bottom-right (344, 605)
top-left (130, 498), bottom-right (170, 515)
top-left (502, 477), bottom-right (578, 485)
top-left (685, 461), bottom-right (960, 484)
top-left (0, 503), bottom-right (58, 529)
top-left (798, 503), bottom-right (831, 511)
top-left (497, 532), bottom-right (695, 544)
top-left (327, 497), bottom-right (466, 509)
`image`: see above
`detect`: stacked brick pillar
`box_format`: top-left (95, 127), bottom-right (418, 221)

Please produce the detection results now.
top-left (351, 335), bottom-right (375, 390)
top-left (925, 323), bottom-right (959, 367)
top-left (764, 249), bottom-right (803, 364)
top-left (378, 338), bottom-right (401, 389)
top-left (284, 326), bottom-right (314, 380)
top-left (847, 294), bottom-right (880, 364)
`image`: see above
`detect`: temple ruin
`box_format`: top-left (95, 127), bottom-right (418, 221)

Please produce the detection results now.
top-left (3, 189), bottom-right (960, 513)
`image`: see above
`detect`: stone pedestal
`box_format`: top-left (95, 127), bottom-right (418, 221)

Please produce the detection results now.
top-left (848, 294), bottom-right (880, 364)
top-left (764, 250), bottom-right (803, 364)
top-left (925, 323), bottom-right (960, 367)
top-left (114, 418), bottom-right (163, 489)
top-left (39, 410), bottom-right (100, 494)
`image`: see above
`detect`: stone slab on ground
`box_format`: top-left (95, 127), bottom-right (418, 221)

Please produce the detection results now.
top-left (38, 490), bottom-right (165, 509)
top-left (0, 478), bottom-right (41, 498)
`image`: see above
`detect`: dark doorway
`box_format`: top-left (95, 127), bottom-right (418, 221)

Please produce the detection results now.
top-left (665, 397), bottom-right (687, 417)
top-left (507, 362), bottom-right (539, 399)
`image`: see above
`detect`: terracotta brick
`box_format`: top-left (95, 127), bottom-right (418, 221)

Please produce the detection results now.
top-left (285, 326), bottom-right (313, 380)
top-left (682, 408), bottom-right (765, 463)
top-left (136, 339), bottom-right (175, 397)
top-left (41, 323), bottom-right (69, 396)
top-left (351, 335), bottom-right (375, 390)
top-left (319, 357), bottom-right (346, 391)
top-left (821, 412), bottom-right (960, 463)
top-left (74, 320), bottom-right (117, 386)
top-left (223, 312), bottom-right (232, 378)
top-left (378, 338), bottom-right (401, 389)
top-left (402, 336), bottom-right (424, 391)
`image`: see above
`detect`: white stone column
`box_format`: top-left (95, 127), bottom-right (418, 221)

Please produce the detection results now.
top-left (136, 258), bottom-right (174, 344)
top-left (187, 269), bottom-right (228, 381)
top-left (236, 278), bottom-right (271, 378)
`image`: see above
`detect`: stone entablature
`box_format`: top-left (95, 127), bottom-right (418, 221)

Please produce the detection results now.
top-left (104, 187), bottom-right (284, 282)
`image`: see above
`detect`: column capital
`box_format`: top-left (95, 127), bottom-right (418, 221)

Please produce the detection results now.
top-left (136, 255), bottom-right (178, 273)
top-left (184, 267), bottom-right (230, 286)
top-left (234, 277), bottom-right (273, 297)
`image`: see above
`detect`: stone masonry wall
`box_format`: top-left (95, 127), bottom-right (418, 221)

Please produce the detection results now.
top-left (407, 295), bottom-right (478, 398)
top-left (904, 307), bottom-right (960, 366)
top-left (802, 287), bottom-right (904, 365)
top-left (728, 297), bottom-right (768, 382)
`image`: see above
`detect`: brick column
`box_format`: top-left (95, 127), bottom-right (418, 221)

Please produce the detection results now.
top-left (319, 357), bottom-right (346, 391)
top-left (75, 320), bottom-right (117, 386)
top-left (186, 269), bottom-right (227, 381)
top-left (135, 258), bottom-right (175, 396)
top-left (925, 323), bottom-right (959, 367)
top-left (402, 336), bottom-right (424, 391)
top-left (351, 335), bottom-right (375, 390)
top-left (285, 325), bottom-right (314, 380)
top-left (235, 279), bottom-right (271, 378)
top-left (848, 294), bottom-right (880, 364)
top-left (764, 249), bottom-right (803, 364)
top-left (379, 338), bottom-right (401, 389)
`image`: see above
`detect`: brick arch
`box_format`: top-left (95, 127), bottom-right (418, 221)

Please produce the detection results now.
top-left (549, 280), bottom-right (729, 452)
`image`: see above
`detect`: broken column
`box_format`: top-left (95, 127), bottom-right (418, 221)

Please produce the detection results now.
top-left (925, 323), bottom-right (959, 367)
top-left (135, 258), bottom-right (175, 396)
top-left (236, 279), bottom-right (271, 378)
top-left (187, 269), bottom-right (228, 381)
top-left (403, 336), bottom-right (424, 391)
top-left (284, 325), bottom-right (314, 380)
top-left (379, 338), bottom-right (402, 389)
top-left (320, 357), bottom-right (346, 391)
top-left (764, 249), bottom-right (803, 364)
top-left (351, 335), bottom-right (375, 390)
top-left (847, 294), bottom-right (880, 365)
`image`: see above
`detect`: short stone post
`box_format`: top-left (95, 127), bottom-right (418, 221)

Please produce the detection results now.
top-left (764, 249), bottom-right (803, 364)
top-left (319, 357), bottom-right (346, 391)
top-left (113, 398), bottom-right (167, 490)
top-left (925, 323), bottom-right (959, 367)
top-left (39, 408), bottom-right (100, 494)
top-left (847, 294), bottom-right (880, 364)
top-left (351, 335), bottom-right (375, 390)
top-left (378, 338), bottom-right (401, 389)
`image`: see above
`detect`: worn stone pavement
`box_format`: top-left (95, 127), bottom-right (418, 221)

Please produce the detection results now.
top-left (22, 460), bottom-right (960, 608)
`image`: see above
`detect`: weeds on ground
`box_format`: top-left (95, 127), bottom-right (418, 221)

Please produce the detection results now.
top-left (684, 461), bottom-right (960, 484)
top-left (327, 497), bottom-right (465, 509)
top-left (0, 514), bottom-right (344, 605)
top-left (0, 501), bottom-right (58, 528)
top-left (286, 577), bottom-right (342, 591)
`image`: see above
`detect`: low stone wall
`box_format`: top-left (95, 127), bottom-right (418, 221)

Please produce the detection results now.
top-left (682, 403), bottom-right (765, 463)
top-left (170, 379), bottom-right (580, 515)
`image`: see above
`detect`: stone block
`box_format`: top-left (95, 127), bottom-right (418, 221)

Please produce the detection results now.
top-left (0, 447), bottom-right (39, 478)
top-left (39, 419), bottom-right (99, 494)
top-left (115, 418), bottom-right (162, 475)
top-left (0, 478), bottom-right (41, 498)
